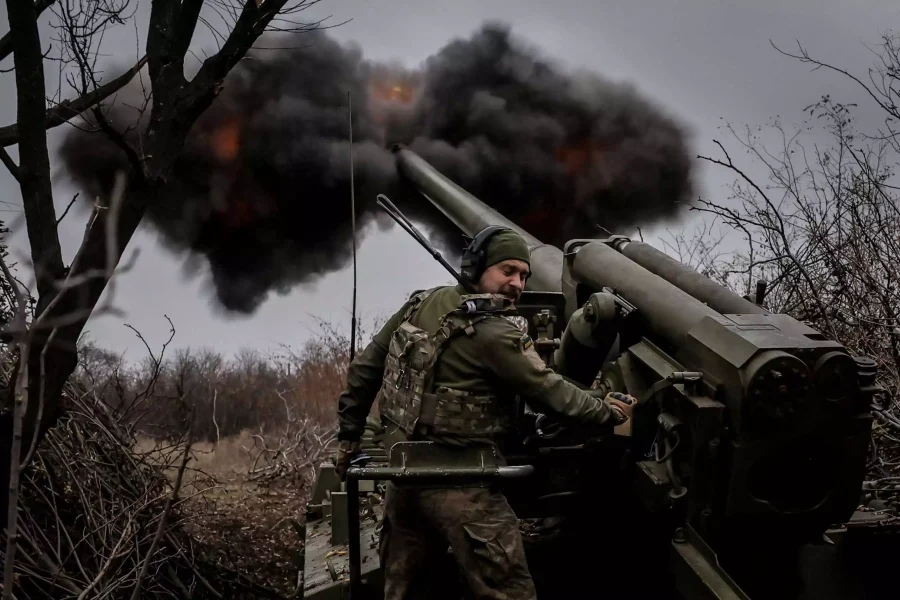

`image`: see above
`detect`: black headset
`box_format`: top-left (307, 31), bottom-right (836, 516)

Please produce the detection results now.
top-left (459, 225), bottom-right (513, 285)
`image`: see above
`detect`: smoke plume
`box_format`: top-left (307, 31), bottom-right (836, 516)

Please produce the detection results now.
top-left (59, 23), bottom-right (696, 313)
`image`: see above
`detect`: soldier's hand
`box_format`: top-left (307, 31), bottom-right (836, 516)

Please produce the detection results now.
top-left (605, 392), bottom-right (637, 423)
top-left (334, 440), bottom-right (361, 481)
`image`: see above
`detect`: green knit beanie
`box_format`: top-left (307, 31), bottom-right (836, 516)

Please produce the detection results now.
top-left (484, 230), bottom-right (531, 269)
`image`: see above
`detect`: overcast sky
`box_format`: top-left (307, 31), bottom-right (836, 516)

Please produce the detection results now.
top-left (1, 0), bottom-right (898, 363)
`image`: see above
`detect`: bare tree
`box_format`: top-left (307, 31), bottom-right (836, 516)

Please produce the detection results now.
top-left (0, 173), bottom-right (133, 598)
top-left (0, 0), bottom-right (334, 524)
top-left (670, 32), bottom-right (900, 510)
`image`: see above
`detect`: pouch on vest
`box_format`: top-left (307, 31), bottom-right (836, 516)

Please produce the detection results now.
top-left (379, 291), bottom-right (515, 441)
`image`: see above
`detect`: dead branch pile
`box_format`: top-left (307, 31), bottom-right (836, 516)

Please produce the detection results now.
top-left (0, 352), bottom-right (309, 599)
top-left (0, 310), bottom-right (371, 599)
top-left (0, 362), bottom-right (212, 599)
top-left (245, 392), bottom-right (337, 491)
top-left (178, 410), bottom-right (339, 598)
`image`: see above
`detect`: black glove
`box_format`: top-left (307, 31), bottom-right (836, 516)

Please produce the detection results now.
top-left (334, 440), bottom-right (361, 481)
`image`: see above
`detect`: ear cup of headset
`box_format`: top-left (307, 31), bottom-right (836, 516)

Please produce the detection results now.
top-left (460, 225), bottom-right (512, 285)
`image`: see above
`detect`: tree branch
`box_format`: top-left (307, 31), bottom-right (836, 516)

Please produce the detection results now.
top-left (0, 55), bottom-right (148, 148)
top-left (0, 0), bottom-right (56, 63)
top-left (129, 418), bottom-right (193, 600)
top-left (90, 105), bottom-right (145, 178)
top-left (0, 0), bottom-right (333, 542)
top-left (0, 147), bottom-right (20, 183)
top-left (193, 0), bottom-right (292, 86)
top-left (0, 249), bottom-right (29, 600)
top-left (146, 0), bottom-right (182, 82)
top-left (771, 39), bottom-right (900, 121)
top-left (55, 192), bottom-right (79, 226)
top-left (5, 0), bottom-right (65, 302)
top-left (171, 0), bottom-right (206, 59)
top-left (698, 140), bottom-right (837, 336)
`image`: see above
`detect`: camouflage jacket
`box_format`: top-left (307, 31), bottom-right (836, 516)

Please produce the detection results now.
top-left (337, 284), bottom-right (617, 448)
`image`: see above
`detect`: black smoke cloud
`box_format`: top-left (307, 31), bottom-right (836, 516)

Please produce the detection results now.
top-left (59, 23), bottom-right (696, 313)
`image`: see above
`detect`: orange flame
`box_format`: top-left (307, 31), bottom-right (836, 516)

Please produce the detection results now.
top-left (212, 119), bottom-right (242, 163)
top-left (369, 80), bottom-right (415, 104)
top-left (206, 117), bottom-right (261, 230)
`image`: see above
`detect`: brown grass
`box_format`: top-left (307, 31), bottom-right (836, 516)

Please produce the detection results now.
top-left (134, 429), bottom-right (260, 482)
top-left (102, 318), bottom-right (377, 595)
top-left (1, 315), bottom-right (380, 598)
top-left (135, 429), bottom-right (325, 596)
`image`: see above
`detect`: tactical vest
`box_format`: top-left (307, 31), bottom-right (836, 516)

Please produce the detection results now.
top-left (378, 289), bottom-right (519, 439)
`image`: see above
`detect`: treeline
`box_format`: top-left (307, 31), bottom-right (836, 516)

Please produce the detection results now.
top-left (73, 318), bottom-right (375, 442)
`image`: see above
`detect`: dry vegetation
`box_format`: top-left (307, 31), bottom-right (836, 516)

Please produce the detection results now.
top-left (79, 317), bottom-right (353, 445)
top-left (0, 315), bottom-right (379, 599)
top-left (2, 9), bottom-right (900, 598)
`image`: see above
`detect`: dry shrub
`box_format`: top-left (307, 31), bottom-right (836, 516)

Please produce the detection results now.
top-left (0, 314), bottom-right (384, 599)
top-left (0, 351), bottom-right (218, 599)
top-left (244, 413), bottom-right (337, 492)
top-left (76, 316), bottom-right (383, 446)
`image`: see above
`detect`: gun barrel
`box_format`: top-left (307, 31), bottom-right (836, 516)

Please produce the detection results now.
top-left (611, 238), bottom-right (768, 315)
top-left (393, 146), bottom-right (563, 292)
top-left (571, 242), bottom-right (726, 348)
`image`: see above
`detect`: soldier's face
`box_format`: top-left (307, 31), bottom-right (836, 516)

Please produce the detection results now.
top-left (477, 259), bottom-right (529, 302)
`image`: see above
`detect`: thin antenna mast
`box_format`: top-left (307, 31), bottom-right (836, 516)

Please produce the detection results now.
top-left (348, 91), bottom-right (358, 364)
top-left (375, 194), bottom-right (476, 293)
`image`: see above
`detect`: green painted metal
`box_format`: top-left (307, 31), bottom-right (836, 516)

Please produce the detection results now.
top-left (299, 148), bottom-right (896, 600)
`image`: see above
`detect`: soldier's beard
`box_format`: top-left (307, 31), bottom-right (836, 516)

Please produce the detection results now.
top-left (500, 287), bottom-right (522, 303)
top-left (473, 279), bottom-right (521, 302)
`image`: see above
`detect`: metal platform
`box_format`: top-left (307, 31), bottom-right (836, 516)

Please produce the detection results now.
top-left (302, 424), bottom-right (388, 600)
top-left (302, 497), bottom-right (384, 599)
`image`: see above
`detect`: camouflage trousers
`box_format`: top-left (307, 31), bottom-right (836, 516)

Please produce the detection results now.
top-left (379, 482), bottom-right (537, 600)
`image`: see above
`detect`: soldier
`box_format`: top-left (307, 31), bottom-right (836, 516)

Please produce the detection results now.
top-left (334, 226), bottom-right (636, 600)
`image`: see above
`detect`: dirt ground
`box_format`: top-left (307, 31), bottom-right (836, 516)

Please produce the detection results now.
top-left (135, 431), bottom-right (322, 597)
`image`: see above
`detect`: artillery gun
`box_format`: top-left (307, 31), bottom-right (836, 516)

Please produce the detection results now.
top-left (300, 146), bottom-right (895, 599)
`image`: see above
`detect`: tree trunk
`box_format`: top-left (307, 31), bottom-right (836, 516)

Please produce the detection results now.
top-left (0, 163), bottom-right (156, 515)
top-left (0, 0), bottom-right (300, 523)
top-left (1, 0), bottom-right (67, 522)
